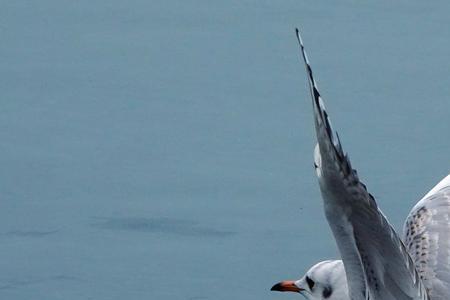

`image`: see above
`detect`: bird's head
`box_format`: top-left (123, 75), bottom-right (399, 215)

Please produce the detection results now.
top-left (271, 260), bottom-right (348, 300)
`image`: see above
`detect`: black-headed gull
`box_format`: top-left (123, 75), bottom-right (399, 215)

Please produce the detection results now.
top-left (271, 29), bottom-right (450, 300)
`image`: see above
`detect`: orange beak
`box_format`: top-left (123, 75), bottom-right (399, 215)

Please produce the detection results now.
top-left (270, 280), bottom-right (303, 293)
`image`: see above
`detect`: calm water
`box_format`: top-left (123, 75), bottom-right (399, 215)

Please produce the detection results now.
top-left (1, 1), bottom-right (450, 299)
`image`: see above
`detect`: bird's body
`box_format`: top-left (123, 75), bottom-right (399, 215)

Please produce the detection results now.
top-left (271, 30), bottom-right (450, 300)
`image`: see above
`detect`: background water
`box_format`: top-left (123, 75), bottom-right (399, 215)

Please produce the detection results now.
top-left (1, 1), bottom-right (450, 299)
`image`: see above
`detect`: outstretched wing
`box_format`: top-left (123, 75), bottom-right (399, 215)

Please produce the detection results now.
top-left (403, 175), bottom-right (450, 300)
top-left (296, 28), bottom-right (428, 300)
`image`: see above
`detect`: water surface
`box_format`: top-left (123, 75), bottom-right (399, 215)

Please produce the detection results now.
top-left (1, 1), bottom-right (450, 299)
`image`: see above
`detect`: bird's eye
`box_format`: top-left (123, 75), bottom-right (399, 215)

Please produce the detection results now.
top-left (305, 276), bottom-right (315, 290)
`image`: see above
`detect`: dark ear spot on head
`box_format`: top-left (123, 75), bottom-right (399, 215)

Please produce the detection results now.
top-left (323, 286), bottom-right (332, 298)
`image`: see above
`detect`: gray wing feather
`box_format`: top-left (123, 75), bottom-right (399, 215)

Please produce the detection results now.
top-left (403, 176), bottom-right (450, 300)
top-left (296, 29), bottom-right (428, 300)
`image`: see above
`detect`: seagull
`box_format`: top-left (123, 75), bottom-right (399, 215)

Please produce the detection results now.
top-left (270, 29), bottom-right (450, 300)
top-left (271, 260), bottom-right (349, 299)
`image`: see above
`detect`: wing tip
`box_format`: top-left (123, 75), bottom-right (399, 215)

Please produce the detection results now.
top-left (295, 27), bottom-right (303, 47)
top-left (295, 27), bottom-right (308, 65)
top-left (295, 30), bottom-right (353, 179)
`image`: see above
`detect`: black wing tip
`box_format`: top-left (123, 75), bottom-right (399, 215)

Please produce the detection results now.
top-left (294, 29), bottom-right (348, 174)
top-left (294, 27), bottom-right (303, 47)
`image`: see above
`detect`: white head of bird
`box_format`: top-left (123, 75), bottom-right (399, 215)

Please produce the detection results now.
top-left (271, 260), bottom-right (349, 300)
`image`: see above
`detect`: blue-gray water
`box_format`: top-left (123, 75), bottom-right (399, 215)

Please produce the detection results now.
top-left (1, 1), bottom-right (450, 299)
